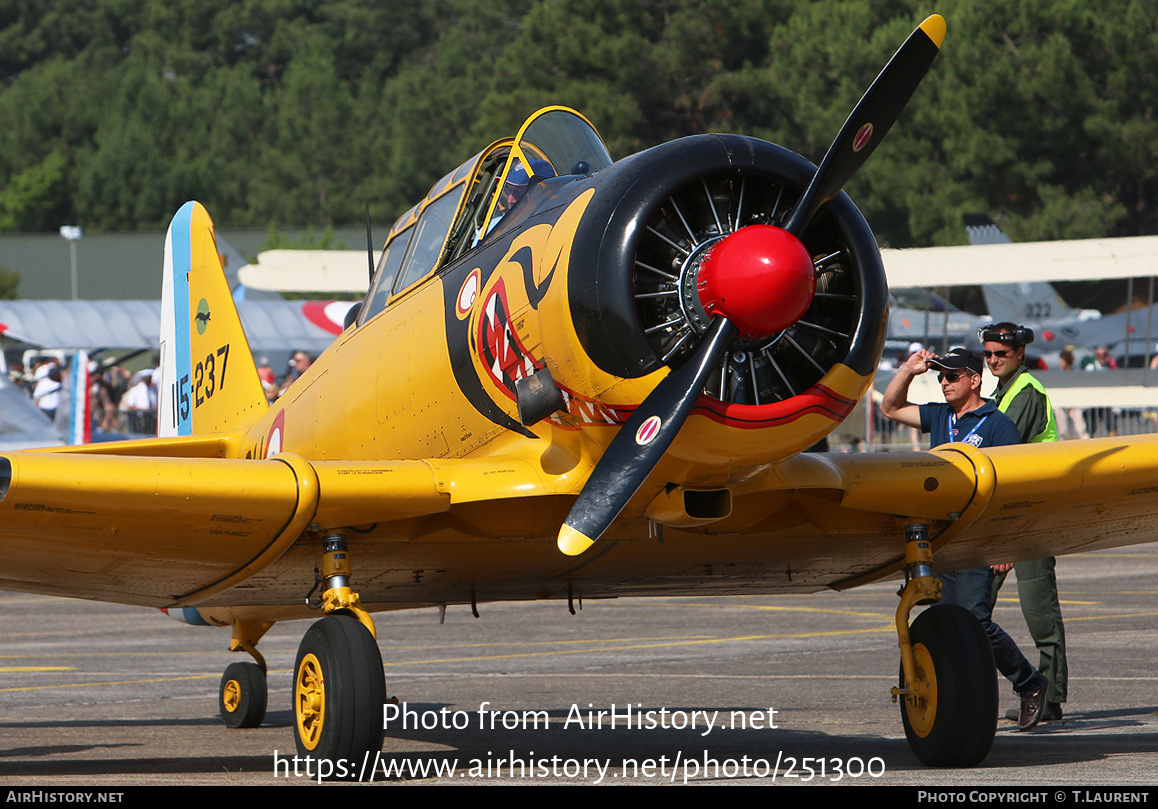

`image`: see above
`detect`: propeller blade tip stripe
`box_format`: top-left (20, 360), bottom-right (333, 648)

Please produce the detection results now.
top-left (558, 524), bottom-right (595, 556)
top-left (919, 14), bottom-right (946, 48)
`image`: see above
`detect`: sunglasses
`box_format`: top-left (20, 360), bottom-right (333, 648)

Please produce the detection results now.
top-left (983, 349), bottom-right (1012, 358)
top-left (937, 371), bottom-right (966, 383)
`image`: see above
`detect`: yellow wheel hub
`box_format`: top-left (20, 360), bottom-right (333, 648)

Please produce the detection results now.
top-left (222, 678), bottom-right (242, 713)
top-left (295, 652), bottom-right (326, 750)
top-left (905, 642), bottom-right (938, 738)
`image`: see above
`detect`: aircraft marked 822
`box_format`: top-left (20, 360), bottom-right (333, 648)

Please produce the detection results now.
top-left (3, 14), bottom-right (1158, 771)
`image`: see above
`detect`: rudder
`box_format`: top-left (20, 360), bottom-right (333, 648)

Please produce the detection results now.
top-left (159, 202), bottom-right (266, 437)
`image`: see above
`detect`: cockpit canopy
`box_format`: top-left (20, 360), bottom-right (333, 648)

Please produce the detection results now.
top-left (359, 107), bottom-right (612, 325)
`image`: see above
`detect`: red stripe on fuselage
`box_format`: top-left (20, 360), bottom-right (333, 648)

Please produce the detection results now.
top-left (566, 383), bottom-right (856, 431)
top-left (689, 383), bottom-right (858, 428)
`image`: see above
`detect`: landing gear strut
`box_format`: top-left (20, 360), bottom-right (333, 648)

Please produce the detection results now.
top-left (292, 532), bottom-right (385, 765)
top-left (892, 522), bottom-right (997, 767)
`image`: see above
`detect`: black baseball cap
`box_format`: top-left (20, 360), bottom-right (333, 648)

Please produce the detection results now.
top-left (928, 348), bottom-right (984, 377)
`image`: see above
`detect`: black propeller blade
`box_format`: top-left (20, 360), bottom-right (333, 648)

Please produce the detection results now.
top-left (557, 317), bottom-right (736, 555)
top-left (557, 14), bottom-right (946, 557)
top-left (783, 14), bottom-right (946, 236)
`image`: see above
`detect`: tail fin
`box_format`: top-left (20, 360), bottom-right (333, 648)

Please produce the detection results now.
top-left (159, 202), bottom-right (266, 437)
top-left (963, 213), bottom-right (1013, 247)
top-left (981, 281), bottom-right (1073, 325)
top-left (964, 215), bottom-right (1073, 325)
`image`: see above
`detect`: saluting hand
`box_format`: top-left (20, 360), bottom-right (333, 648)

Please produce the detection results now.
top-left (904, 348), bottom-right (937, 375)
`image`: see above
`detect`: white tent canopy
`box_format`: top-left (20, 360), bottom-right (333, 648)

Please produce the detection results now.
top-left (239, 249), bottom-right (377, 293)
top-left (237, 236), bottom-right (1158, 294)
top-left (0, 299), bottom-right (353, 355)
top-left (882, 235), bottom-right (1158, 288)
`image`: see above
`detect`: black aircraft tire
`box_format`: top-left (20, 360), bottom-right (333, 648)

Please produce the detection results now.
top-left (219, 661), bottom-right (267, 729)
top-left (899, 604), bottom-right (997, 767)
top-left (293, 614), bottom-right (386, 771)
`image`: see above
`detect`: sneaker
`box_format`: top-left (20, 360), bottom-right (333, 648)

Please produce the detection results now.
top-left (1017, 676), bottom-right (1049, 731)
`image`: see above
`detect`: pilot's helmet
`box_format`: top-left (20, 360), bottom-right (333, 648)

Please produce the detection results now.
top-left (500, 159), bottom-right (556, 211)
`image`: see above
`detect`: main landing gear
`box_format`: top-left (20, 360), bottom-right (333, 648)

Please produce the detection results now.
top-left (892, 523), bottom-right (997, 767)
top-left (217, 533), bottom-right (386, 769)
top-left (294, 614), bottom-right (385, 761)
top-left (292, 533), bottom-right (385, 762)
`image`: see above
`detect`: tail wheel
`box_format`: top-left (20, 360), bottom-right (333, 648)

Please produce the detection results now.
top-left (900, 604), bottom-right (998, 767)
top-left (219, 661), bottom-right (267, 729)
top-left (293, 615), bottom-right (385, 764)
top-left (633, 170), bottom-right (860, 405)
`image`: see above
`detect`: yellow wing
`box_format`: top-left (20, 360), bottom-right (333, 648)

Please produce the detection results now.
top-left (0, 450), bottom-right (313, 606)
top-left (3, 434), bottom-right (1157, 610)
top-left (0, 446), bottom-right (558, 608)
top-left (722, 434), bottom-right (1158, 590)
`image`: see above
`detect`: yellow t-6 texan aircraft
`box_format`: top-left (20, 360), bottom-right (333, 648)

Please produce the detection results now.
top-left (2, 15), bottom-right (1155, 770)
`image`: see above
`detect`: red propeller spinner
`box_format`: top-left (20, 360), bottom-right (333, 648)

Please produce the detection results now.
top-left (696, 225), bottom-right (816, 340)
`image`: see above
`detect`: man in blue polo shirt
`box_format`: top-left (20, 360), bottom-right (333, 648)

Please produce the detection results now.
top-left (881, 347), bottom-right (1049, 731)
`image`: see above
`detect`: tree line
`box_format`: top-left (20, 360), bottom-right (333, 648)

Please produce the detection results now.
top-left (0, 0), bottom-right (1154, 250)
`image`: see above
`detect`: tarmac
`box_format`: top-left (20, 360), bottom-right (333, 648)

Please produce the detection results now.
top-left (1, 543), bottom-right (1156, 786)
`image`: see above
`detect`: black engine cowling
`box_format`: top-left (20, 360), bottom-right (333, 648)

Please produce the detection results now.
top-left (567, 134), bottom-right (888, 407)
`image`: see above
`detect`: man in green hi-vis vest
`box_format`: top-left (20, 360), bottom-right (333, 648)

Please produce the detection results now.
top-left (981, 322), bottom-right (1066, 723)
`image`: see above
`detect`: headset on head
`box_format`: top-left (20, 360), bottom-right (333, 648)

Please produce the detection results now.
top-left (978, 322), bottom-right (1034, 347)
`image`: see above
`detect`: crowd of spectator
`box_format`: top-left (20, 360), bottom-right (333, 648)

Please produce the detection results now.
top-left (6, 350), bottom-right (314, 439)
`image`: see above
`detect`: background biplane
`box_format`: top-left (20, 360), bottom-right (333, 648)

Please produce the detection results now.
top-left (4, 14), bottom-right (1158, 771)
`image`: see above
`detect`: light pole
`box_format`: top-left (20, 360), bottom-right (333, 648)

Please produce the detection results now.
top-left (59, 225), bottom-right (82, 300)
